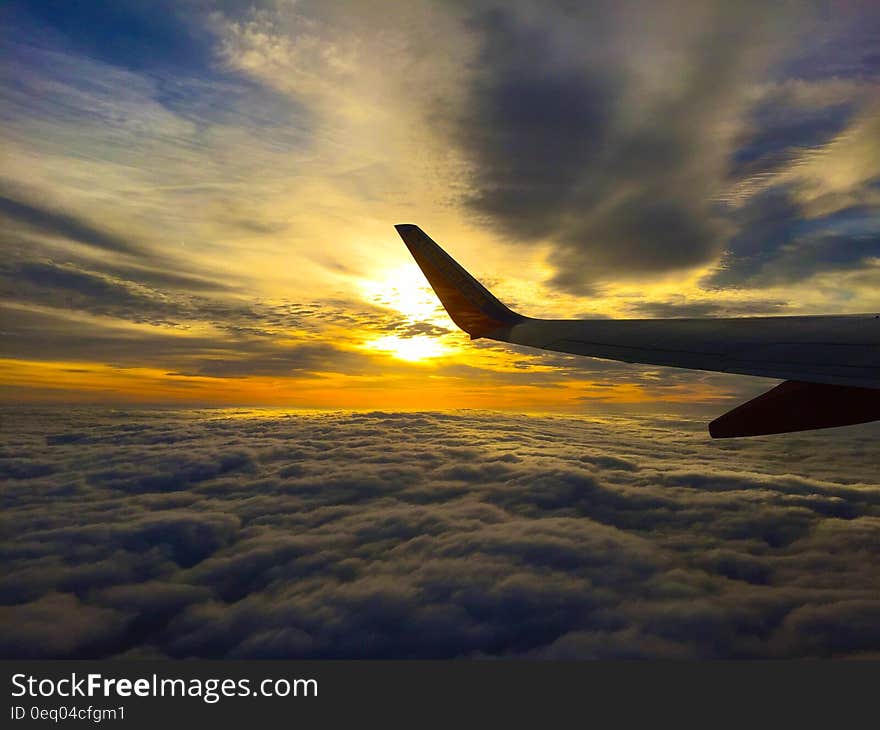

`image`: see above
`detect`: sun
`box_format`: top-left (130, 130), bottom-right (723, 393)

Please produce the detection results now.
top-left (367, 334), bottom-right (448, 362)
top-left (358, 263), bottom-right (454, 362)
top-left (359, 263), bottom-right (445, 322)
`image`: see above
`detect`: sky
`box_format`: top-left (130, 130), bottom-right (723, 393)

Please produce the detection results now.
top-left (2, 0), bottom-right (879, 411)
top-left (3, 407), bottom-right (879, 659)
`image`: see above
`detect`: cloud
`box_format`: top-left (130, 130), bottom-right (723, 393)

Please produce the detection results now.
top-left (452, 2), bottom-right (803, 290)
top-left (628, 297), bottom-right (790, 318)
top-left (2, 408), bottom-right (878, 659)
top-left (0, 281), bottom-right (413, 380)
top-left (0, 592), bottom-right (131, 659)
top-left (705, 186), bottom-right (880, 288)
top-left (777, 9), bottom-right (880, 82)
top-left (729, 99), bottom-right (855, 179)
top-left (444, 1), bottom-right (880, 301)
top-left (166, 343), bottom-right (376, 379)
top-left (1, 260), bottom-right (186, 325)
top-left (0, 191), bottom-right (144, 257)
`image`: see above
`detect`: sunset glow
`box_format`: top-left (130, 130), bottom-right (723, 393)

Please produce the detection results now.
top-left (1, 1), bottom-right (878, 411)
top-left (366, 334), bottom-right (450, 362)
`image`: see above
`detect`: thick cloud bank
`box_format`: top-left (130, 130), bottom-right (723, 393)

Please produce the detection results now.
top-left (1, 408), bottom-right (879, 659)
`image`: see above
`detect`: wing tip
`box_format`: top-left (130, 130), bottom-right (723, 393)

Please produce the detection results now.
top-left (394, 223), bottom-right (522, 338)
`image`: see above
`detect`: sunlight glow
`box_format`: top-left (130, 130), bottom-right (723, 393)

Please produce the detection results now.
top-left (359, 264), bottom-right (445, 322)
top-left (367, 334), bottom-right (448, 362)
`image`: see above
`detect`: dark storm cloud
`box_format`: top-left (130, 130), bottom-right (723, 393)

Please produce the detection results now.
top-left (453, 2), bottom-right (782, 290)
top-left (2, 408), bottom-right (878, 659)
top-left (730, 101), bottom-right (854, 178)
top-left (456, 7), bottom-right (617, 244)
top-left (705, 187), bottom-right (880, 288)
top-left (452, 1), bottom-right (880, 292)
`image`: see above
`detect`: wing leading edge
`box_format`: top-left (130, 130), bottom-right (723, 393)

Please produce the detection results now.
top-left (395, 224), bottom-right (880, 437)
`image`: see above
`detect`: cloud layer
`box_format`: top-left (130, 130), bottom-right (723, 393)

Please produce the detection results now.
top-left (2, 408), bottom-right (878, 659)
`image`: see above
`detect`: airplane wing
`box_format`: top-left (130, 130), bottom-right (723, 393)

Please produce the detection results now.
top-left (395, 223), bottom-right (880, 437)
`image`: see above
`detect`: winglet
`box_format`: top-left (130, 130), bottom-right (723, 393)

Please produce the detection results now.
top-left (395, 224), bottom-right (524, 338)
